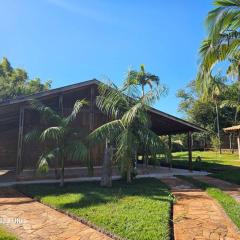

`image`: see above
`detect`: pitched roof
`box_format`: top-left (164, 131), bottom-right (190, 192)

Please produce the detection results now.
top-left (0, 79), bottom-right (100, 106)
top-left (223, 125), bottom-right (240, 133)
top-left (0, 79), bottom-right (205, 134)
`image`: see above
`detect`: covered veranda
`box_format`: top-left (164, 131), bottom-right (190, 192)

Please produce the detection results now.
top-left (224, 125), bottom-right (240, 160)
top-left (0, 80), bottom-right (205, 182)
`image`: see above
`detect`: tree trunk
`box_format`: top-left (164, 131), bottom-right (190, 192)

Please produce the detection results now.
top-left (141, 85), bottom-right (145, 98)
top-left (237, 133), bottom-right (240, 161)
top-left (236, 63), bottom-right (240, 123)
top-left (126, 165), bottom-right (132, 183)
top-left (215, 103), bottom-right (221, 154)
top-left (100, 140), bottom-right (112, 187)
top-left (60, 153), bottom-right (64, 187)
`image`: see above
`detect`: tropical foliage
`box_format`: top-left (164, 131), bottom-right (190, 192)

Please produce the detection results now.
top-left (178, 0), bottom-right (240, 150)
top-left (198, 0), bottom-right (240, 74)
top-left (198, 0), bottom-right (240, 121)
top-left (89, 66), bottom-right (167, 186)
top-left (0, 57), bottom-right (51, 102)
top-left (25, 99), bottom-right (89, 186)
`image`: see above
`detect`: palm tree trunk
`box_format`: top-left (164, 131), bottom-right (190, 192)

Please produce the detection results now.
top-left (215, 103), bottom-right (221, 154)
top-left (60, 153), bottom-right (64, 187)
top-left (126, 164), bottom-right (132, 183)
top-left (236, 63), bottom-right (240, 122)
top-left (141, 85), bottom-right (145, 97)
top-left (100, 139), bottom-right (112, 187)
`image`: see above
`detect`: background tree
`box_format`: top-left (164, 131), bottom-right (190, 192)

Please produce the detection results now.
top-left (0, 57), bottom-right (51, 101)
top-left (198, 73), bottom-right (227, 153)
top-left (25, 99), bottom-right (89, 187)
top-left (177, 77), bottom-right (237, 151)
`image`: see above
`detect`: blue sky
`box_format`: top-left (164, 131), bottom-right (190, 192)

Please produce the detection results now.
top-left (0, 0), bottom-right (212, 117)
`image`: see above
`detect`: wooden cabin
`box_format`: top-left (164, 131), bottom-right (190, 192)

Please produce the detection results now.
top-left (0, 79), bottom-right (204, 179)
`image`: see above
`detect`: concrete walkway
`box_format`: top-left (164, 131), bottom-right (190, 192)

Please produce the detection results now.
top-left (193, 175), bottom-right (240, 202)
top-left (0, 188), bottom-right (112, 240)
top-left (161, 177), bottom-right (240, 240)
top-left (0, 167), bottom-right (208, 187)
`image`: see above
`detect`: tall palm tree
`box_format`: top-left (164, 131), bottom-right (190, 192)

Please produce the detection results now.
top-left (25, 99), bottom-right (89, 186)
top-left (89, 76), bottom-right (166, 186)
top-left (126, 64), bottom-right (161, 96)
top-left (126, 65), bottom-right (166, 166)
top-left (199, 0), bottom-right (240, 114)
top-left (198, 73), bottom-right (226, 153)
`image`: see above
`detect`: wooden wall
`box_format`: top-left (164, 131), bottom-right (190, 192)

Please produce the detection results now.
top-left (0, 84), bottom-right (107, 171)
top-left (0, 127), bottom-right (18, 168)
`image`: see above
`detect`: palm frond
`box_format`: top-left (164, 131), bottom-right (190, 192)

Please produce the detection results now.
top-left (220, 99), bottom-right (240, 111)
top-left (139, 128), bottom-right (166, 156)
top-left (199, 37), bottom-right (240, 72)
top-left (88, 120), bottom-right (124, 144)
top-left (24, 128), bottom-right (42, 143)
top-left (121, 101), bottom-right (150, 127)
top-left (37, 156), bottom-right (49, 174)
top-left (206, 0), bottom-right (240, 39)
top-left (96, 83), bottom-right (128, 119)
top-left (29, 99), bottom-right (62, 125)
top-left (65, 140), bottom-right (88, 161)
top-left (40, 126), bottom-right (64, 143)
top-left (64, 99), bottom-right (88, 125)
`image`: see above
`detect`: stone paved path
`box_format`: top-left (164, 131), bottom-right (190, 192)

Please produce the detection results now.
top-left (161, 177), bottom-right (240, 240)
top-left (193, 175), bottom-right (240, 202)
top-left (0, 188), bottom-right (112, 240)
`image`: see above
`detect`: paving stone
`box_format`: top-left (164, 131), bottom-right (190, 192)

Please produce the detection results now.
top-left (0, 187), bottom-right (112, 240)
top-left (193, 176), bottom-right (240, 203)
top-left (161, 177), bottom-right (240, 240)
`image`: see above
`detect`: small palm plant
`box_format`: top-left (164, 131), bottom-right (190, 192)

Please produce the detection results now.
top-left (89, 69), bottom-right (166, 186)
top-left (25, 99), bottom-right (89, 186)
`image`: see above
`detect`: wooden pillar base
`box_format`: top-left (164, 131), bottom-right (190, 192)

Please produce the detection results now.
top-left (188, 131), bottom-right (192, 171)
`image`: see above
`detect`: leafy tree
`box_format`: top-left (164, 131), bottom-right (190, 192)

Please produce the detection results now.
top-left (0, 57), bottom-right (51, 101)
top-left (25, 99), bottom-right (89, 187)
top-left (177, 78), bottom-right (237, 150)
top-left (89, 67), bottom-right (166, 186)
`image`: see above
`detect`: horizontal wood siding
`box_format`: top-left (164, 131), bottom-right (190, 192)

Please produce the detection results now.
top-left (20, 84), bottom-right (106, 170)
top-left (0, 127), bottom-right (18, 168)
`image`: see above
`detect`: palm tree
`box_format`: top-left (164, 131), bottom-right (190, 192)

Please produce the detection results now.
top-left (25, 99), bottom-right (89, 187)
top-left (199, 0), bottom-right (240, 119)
top-left (126, 65), bottom-right (166, 166)
top-left (89, 74), bottom-right (166, 186)
top-left (198, 73), bottom-right (226, 153)
top-left (126, 64), bottom-right (161, 96)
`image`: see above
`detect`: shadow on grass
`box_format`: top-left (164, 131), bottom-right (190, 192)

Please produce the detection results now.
top-left (160, 158), bottom-right (240, 184)
top-left (17, 178), bottom-right (172, 210)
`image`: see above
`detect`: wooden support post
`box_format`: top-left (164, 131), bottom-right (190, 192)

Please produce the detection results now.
top-left (90, 87), bottom-right (94, 131)
top-left (16, 106), bottom-right (25, 175)
top-left (168, 135), bottom-right (172, 169)
top-left (237, 132), bottom-right (240, 160)
top-left (59, 94), bottom-right (63, 116)
top-left (88, 86), bottom-right (95, 176)
top-left (188, 131), bottom-right (193, 171)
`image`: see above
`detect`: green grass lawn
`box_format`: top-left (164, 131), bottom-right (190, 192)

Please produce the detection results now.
top-left (178, 176), bottom-right (240, 229)
top-left (0, 227), bottom-right (17, 240)
top-left (167, 151), bottom-right (240, 185)
top-left (18, 178), bottom-right (173, 240)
